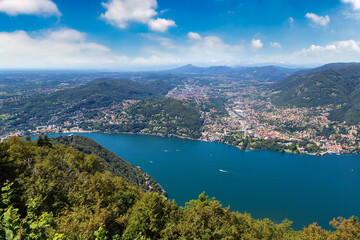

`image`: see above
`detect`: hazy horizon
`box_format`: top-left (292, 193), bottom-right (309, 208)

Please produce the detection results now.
top-left (0, 62), bottom-right (345, 72)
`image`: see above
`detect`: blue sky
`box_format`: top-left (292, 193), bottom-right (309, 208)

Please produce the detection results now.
top-left (0, 0), bottom-right (360, 69)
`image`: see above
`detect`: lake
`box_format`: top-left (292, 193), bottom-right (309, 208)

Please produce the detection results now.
top-left (47, 132), bottom-right (360, 230)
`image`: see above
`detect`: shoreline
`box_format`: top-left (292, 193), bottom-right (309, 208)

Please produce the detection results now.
top-left (3, 127), bottom-right (356, 157)
top-left (43, 130), bottom-right (357, 157)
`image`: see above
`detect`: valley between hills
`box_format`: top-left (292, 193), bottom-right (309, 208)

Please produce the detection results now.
top-left (2, 63), bottom-right (360, 155)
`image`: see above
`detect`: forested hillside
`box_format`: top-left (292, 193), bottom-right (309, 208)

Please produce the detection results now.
top-left (51, 135), bottom-right (164, 194)
top-left (0, 78), bottom-right (173, 129)
top-left (125, 98), bottom-right (204, 138)
top-left (271, 63), bottom-right (360, 124)
top-left (70, 98), bottom-right (204, 139)
top-left (1, 137), bottom-right (359, 239)
top-left (292, 62), bottom-right (356, 76)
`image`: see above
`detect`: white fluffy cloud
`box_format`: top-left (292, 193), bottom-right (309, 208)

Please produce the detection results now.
top-left (253, 40), bottom-right (360, 65)
top-left (299, 40), bottom-right (360, 55)
top-left (305, 13), bottom-right (330, 26)
top-left (101, 0), bottom-right (176, 32)
top-left (148, 18), bottom-right (176, 32)
top-left (342, 0), bottom-right (360, 10)
top-left (201, 36), bottom-right (242, 52)
top-left (251, 39), bottom-right (263, 49)
top-left (0, 0), bottom-right (60, 17)
top-left (142, 32), bottom-right (245, 65)
top-left (185, 35), bottom-right (243, 63)
top-left (132, 55), bottom-right (183, 65)
top-left (0, 29), bottom-right (128, 68)
top-left (187, 32), bottom-right (202, 40)
top-left (270, 42), bottom-right (282, 48)
top-left (288, 40), bottom-right (360, 64)
top-left (101, 0), bottom-right (157, 28)
top-left (122, 38), bottom-right (360, 67)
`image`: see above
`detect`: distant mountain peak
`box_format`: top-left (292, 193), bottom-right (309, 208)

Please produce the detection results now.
top-left (176, 64), bottom-right (199, 69)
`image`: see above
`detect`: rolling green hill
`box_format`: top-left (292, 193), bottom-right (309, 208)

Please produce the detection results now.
top-left (105, 98), bottom-right (204, 138)
top-left (0, 78), bottom-right (204, 138)
top-left (0, 78), bottom-right (173, 129)
top-left (50, 135), bottom-right (164, 194)
top-left (271, 63), bottom-right (360, 124)
top-left (293, 62), bottom-right (356, 76)
top-left (128, 98), bottom-right (203, 130)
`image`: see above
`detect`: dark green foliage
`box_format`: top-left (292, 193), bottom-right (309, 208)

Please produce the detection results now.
top-left (161, 192), bottom-right (297, 240)
top-left (51, 135), bottom-right (163, 194)
top-left (0, 79), bottom-right (172, 129)
top-left (0, 137), bottom-right (142, 239)
top-left (36, 135), bottom-right (52, 148)
top-left (271, 63), bottom-right (360, 124)
top-left (56, 172), bottom-right (140, 239)
top-left (0, 142), bottom-right (12, 183)
top-left (201, 97), bottom-right (229, 118)
top-left (122, 192), bottom-right (179, 240)
top-left (222, 135), bottom-right (303, 153)
top-left (250, 139), bottom-right (286, 152)
top-left (318, 125), bottom-right (336, 138)
top-left (0, 182), bottom-right (52, 240)
top-left (126, 98), bottom-right (204, 138)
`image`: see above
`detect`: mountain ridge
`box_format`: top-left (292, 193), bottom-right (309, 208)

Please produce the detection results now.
top-left (271, 63), bottom-right (360, 124)
top-left (161, 64), bottom-right (299, 81)
top-left (51, 135), bottom-right (165, 194)
top-left (0, 78), bottom-right (174, 128)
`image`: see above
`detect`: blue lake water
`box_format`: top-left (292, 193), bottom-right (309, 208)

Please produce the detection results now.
top-left (47, 132), bottom-right (360, 230)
